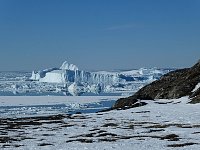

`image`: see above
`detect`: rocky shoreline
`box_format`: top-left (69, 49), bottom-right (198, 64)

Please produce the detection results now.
top-left (113, 61), bottom-right (200, 109)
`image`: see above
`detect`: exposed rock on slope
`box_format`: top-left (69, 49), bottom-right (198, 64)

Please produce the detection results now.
top-left (113, 61), bottom-right (200, 109)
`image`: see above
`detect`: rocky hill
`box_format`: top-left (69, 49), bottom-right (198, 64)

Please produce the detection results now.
top-left (113, 60), bottom-right (200, 109)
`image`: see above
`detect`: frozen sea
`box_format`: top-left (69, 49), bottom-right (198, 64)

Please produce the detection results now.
top-left (0, 96), bottom-right (120, 118)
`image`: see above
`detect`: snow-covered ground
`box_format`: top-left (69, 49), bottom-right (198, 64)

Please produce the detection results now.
top-left (1, 96), bottom-right (200, 149)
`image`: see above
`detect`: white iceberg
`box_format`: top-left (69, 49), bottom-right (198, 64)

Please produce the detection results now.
top-left (60, 61), bottom-right (78, 71)
top-left (29, 61), bottom-right (173, 95)
top-left (68, 82), bottom-right (85, 96)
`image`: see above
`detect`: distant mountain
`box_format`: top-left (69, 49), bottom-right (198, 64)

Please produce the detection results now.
top-left (113, 60), bottom-right (200, 109)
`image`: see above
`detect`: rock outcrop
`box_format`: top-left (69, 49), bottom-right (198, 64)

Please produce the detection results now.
top-left (113, 61), bottom-right (200, 109)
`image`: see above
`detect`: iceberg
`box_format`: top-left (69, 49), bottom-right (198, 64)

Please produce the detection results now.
top-left (68, 82), bottom-right (85, 96)
top-left (29, 61), bottom-right (173, 96)
top-left (60, 61), bottom-right (79, 71)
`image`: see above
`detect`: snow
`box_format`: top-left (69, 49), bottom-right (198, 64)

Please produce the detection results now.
top-left (1, 96), bottom-right (200, 149)
top-left (192, 82), bottom-right (200, 92)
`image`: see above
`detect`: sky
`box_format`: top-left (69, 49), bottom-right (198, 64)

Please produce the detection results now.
top-left (0, 0), bottom-right (200, 71)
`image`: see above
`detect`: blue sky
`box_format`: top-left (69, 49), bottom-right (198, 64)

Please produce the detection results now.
top-left (0, 0), bottom-right (200, 71)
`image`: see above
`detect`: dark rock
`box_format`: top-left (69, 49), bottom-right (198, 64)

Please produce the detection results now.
top-left (96, 133), bottom-right (118, 137)
top-left (98, 138), bottom-right (117, 142)
top-left (167, 142), bottom-right (198, 147)
top-left (160, 134), bottom-right (179, 141)
top-left (66, 139), bottom-right (94, 143)
top-left (113, 97), bottom-right (138, 109)
top-left (75, 112), bottom-right (82, 114)
top-left (0, 137), bottom-right (12, 143)
top-left (113, 61), bottom-right (200, 109)
top-left (38, 143), bottom-right (54, 146)
top-left (102, 123), bottom-right (118, 127)
top-left (189, 87), bottom-right (200, 103)
top-left (113, 96), bottom-right (147, 109)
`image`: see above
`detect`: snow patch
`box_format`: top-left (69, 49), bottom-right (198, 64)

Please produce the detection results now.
top-left (192, 82), bottom-right (200, 92)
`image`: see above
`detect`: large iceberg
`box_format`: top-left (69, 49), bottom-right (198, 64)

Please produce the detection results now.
top-left (30, 62), bottom-right (79, 83)
top-left (60, 61), bottom-right (79, 71)
top-left (30, 61), bottom-right (173, 96)
top-left (31, 62), bottom-right (121, 85)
